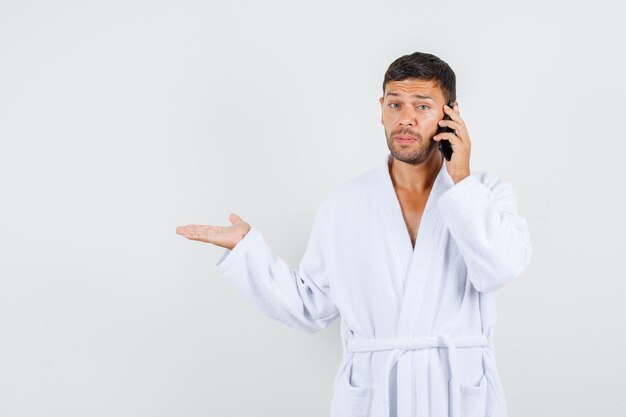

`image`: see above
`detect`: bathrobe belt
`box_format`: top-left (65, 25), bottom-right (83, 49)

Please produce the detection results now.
top-left (346, 334), bottom-right (490, 417)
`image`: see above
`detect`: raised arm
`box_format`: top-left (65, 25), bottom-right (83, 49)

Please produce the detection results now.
top-left (176, 209), bottom-right (340, 333)
top-left (437, 174), bottom-right (532, 293)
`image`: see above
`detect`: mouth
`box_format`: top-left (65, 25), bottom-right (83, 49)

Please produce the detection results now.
top-left (394, 135), bottom-right (417, 143)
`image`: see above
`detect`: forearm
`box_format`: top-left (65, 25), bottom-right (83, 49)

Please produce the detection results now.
top-left (214, 226), bottom-right (340, 332)
top-left (437, 175), bottom-right (532, 293)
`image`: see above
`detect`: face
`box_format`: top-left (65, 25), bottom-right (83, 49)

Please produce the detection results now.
top-left (379, 78), bottom-right (447, 165)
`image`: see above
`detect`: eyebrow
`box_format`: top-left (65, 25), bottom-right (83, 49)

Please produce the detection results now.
top-left (385, 92), bottom-right (435, 101)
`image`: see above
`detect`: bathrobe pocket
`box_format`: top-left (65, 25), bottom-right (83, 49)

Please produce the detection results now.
top-left (331, 356), bottom-right (373, 417)
top-left (457, 371), bottom-right (488, 417)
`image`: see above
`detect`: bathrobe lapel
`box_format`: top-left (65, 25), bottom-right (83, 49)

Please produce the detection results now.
top-left (378, 152), bottom-right (453, 337)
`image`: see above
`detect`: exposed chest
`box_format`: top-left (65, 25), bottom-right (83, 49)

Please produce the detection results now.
top-left (394, 188), bottom-right (431, 248)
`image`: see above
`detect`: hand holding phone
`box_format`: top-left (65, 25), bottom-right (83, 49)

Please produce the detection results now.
top-left (437, 100), bottom-right (456, 161)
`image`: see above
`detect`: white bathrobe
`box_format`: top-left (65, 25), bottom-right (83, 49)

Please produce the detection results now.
top-left (214, 152), bottom-right (532, 417)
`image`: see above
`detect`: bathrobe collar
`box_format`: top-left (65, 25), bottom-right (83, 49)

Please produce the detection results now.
top-left (378, 152), bottom-right (454, 336)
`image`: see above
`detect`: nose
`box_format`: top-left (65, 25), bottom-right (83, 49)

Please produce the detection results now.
top-left (398, 106), bottom-right (417, 127)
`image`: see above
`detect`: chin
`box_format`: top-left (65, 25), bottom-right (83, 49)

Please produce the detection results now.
top-left (388, 140), bottom-right (436, 165)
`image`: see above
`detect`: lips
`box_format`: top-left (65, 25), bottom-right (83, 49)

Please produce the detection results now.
top-left (395, 135), bottom-right (417, 141)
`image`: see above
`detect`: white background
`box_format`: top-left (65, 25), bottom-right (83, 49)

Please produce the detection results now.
top-left (1, 1), bottom-right (624, 416)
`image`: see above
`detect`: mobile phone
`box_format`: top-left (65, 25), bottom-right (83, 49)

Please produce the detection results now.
top-left (437, 100), bottom-right (455, 161)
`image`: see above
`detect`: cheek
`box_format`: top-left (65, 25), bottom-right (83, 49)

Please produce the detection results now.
top-left (381, 112), bottom-right (396, 126)
top-left (424, 115), bottom-right (440, 129)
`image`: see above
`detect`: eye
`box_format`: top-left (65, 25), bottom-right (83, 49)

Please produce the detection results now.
top-left (389, 103), bottom-right (399, 109)
top-left (417, 105), bottom-right (429, 110)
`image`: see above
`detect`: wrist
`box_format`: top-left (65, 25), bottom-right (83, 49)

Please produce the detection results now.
top-left (452, 172), bottom-right (470, 184)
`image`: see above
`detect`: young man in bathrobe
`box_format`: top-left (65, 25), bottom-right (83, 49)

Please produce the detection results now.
top-left (176, 51), bottom-right (532, 417)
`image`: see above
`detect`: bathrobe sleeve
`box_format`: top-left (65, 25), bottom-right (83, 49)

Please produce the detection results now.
top-left (437, 173), bottom-right (532, 293)
top-left (212, 205), bottom-right (340, 333)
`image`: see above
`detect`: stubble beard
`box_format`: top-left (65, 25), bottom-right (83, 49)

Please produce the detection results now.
top-left (386, 129), bottom-right (437, 165)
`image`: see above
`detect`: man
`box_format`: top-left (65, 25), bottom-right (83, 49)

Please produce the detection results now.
top-left (176, 51), bottom-right (532, 417)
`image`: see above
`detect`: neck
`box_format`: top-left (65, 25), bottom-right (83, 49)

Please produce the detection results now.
top-left (388, 151), bottom-right (443, 193)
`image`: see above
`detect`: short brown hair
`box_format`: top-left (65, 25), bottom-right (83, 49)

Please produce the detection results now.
top-left (383, 52), bottom-right (456, 104)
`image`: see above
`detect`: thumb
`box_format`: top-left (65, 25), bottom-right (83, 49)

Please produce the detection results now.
top-left (228, 213), bottom-right (243, 225)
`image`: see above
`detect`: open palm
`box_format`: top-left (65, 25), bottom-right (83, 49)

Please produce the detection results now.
top-left (176, 213), bottom-right (251, 250)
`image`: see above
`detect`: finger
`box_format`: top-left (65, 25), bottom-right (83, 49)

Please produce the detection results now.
top-left (229, 213), bottom-right (242, 224)
top-left (433, 132), bottom-right (462, 146)
top-left (443, 104), bottom-right (463, 123)
top-left (176, 225), bottom-right (198, 236)
top-left (437, 119), bottom-right (463, 131)
top-left (177, 225), bottom-right (220, 241)
top-left (437, 121), bottom-right (467, 143)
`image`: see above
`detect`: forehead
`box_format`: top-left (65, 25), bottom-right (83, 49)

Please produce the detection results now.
top-left (384, 78), bottom-right (444, 100)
